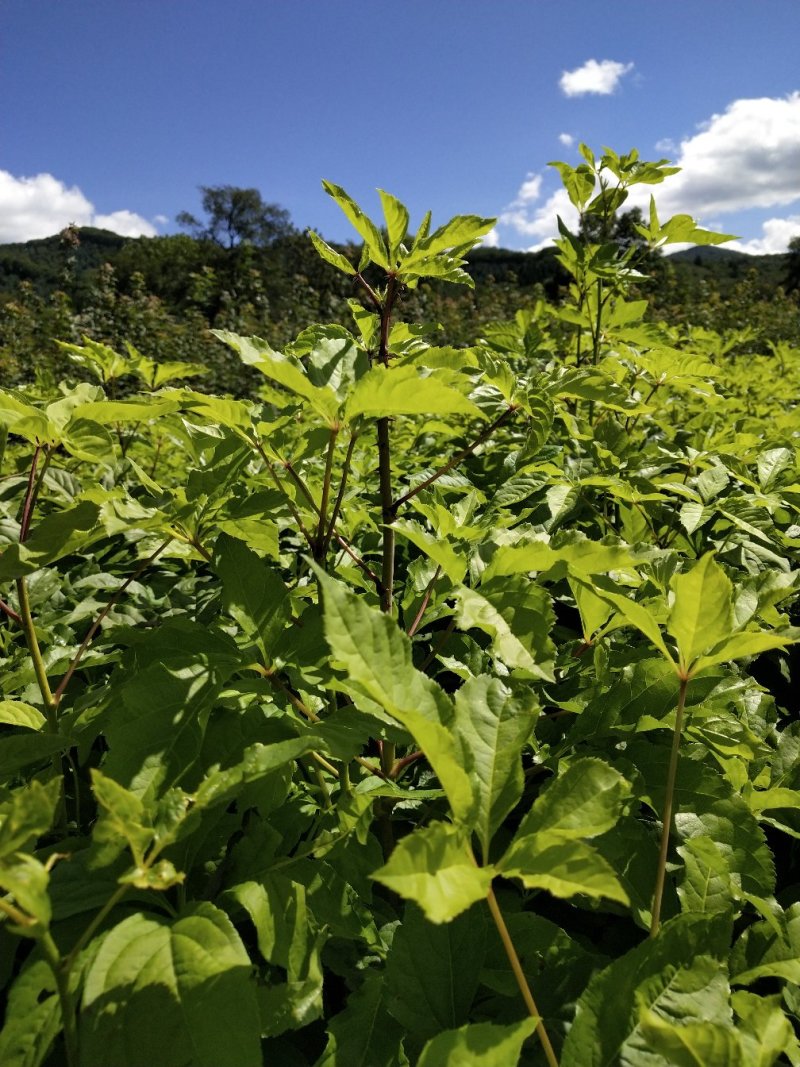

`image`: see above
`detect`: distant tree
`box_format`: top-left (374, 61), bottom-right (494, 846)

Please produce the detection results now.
top-left (177, 185), bottom-right (295, 249)
top-left (785, 235), bottom-right (800, 293)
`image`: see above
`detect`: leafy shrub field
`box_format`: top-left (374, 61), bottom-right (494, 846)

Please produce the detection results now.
top-left (0, 148), bottom-right (799, 1066)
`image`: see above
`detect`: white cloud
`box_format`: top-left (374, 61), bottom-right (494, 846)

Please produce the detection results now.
top-left (648, 93), bottom-right (800, 221)
top-left (559, 59), bottom-right (633, 97)
top-left (499, 93), bottom-right (800, 255)
top-left (559, 133), bottom-right (575, 147)
top-left (728, 215), bottom-right (800, 255)
top-left (0, 170), bottom-right (157, 242)
top-left (479, 227), bottom-right (500, 248)
top-left (516, 173), bottom-right (543, 203)
top-left (499, 186), bottom-right (578, 247)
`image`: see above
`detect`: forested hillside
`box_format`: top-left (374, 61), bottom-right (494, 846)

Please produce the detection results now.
top-left (1, 196), bottom-right (798, 394)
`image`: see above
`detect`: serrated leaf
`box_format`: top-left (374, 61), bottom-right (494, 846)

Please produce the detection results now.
top-left (379, 189), bottom-right (409, 258)
top-left (214, 532), bottom-right (290, 659)
top-left (512, 758), bottom-right (631, 841)
top-left (668, 554), bottom-right (734, 672)
top-left (384, 904), bottom-right (487, 1043)
top-left (417, 1018), bottom-right (538, 1066)
top-left (322, 180), bottom-right (389, 268)
top-left (0, 958), bottom-right (62, 1067)
top-left (345, 365), bottom-right (482, 420)
top-left (638, 1012), bottom-right (743, 1067)
top-left (0, 700), bottom-right (46, 731)
top-left (80, 903), bottom-right (261, 1067)
top-left (453, 675), bottom-right (537, 861)
top-left (316, 976), bottom-right (409, 1067)
top-left (499, 831), bottom-right (629, 904)
top-left (308, 230), bottom-right (357, 275)
top-left (560, 913), bottom-right (733, 1067)
top-left (315, 569), bottom-right (474, 822)
top-left (372, 822), bottom-right (493, 923)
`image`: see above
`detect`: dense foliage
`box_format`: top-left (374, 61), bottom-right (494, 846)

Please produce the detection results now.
top-left (0, 146), bottom-right (799, 1066)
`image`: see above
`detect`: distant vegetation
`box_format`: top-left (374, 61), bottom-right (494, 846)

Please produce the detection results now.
top-left (0, 189), bottom-right (798, 394)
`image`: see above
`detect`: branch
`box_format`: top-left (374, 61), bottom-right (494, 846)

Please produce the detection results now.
top-left (53, 537), bottom-right (172, 704)
top-left (392, 406), bottom-right (517, 512)
top-left (407, 565), bottom-right (442, 638)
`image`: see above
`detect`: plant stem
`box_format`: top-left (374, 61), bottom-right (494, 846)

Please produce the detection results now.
top-left (64, 884), bottom-right (129, 972)
top-left (407, 565), bottom-right (441, 637)
top-left (392, 406), bottom-right (516, 511)
top-left (650, 673), bottom-right (690, 937)
top-left (486, 886), bottom-right (559, 1067)
top-left (40, 931), bottom-right (79, 1067)
top-left (16, 577), bottom-right (57, 726)
top-left (315, 426), bottom-right (339, 559)
top-left (322, 430), bottom-right (358, 555)
top-left (54, 537), bottom-right (172, 704)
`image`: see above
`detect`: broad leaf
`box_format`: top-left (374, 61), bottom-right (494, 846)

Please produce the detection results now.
top-left (372, 822), bottom-right (493, 923)
top-left (417, 1018), bottom-right (538, 1067)
top-left (453, 675), bottom-right (537, 860)
top-left (80, 903), bottom-right (262, 1067)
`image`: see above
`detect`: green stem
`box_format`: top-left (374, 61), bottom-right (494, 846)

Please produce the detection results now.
top-left (486, 887), bottom-right (559, 1067)
top-left (392, 406), bottom-right (516, 512)
top-left (315, 426), bottom-right (339, 560)
top-left (16, 577), bottom-right (56, 726)
top-left (64, 885), bottom-right (129, 972)
top-left (40, 931), bottom-right (79, 1067)
top-left (53, 537), bottom-right (172, 704)
top-left (650, 673), bottom-right (690, 937)
top-left (322, 430), bottom-right (358, 555)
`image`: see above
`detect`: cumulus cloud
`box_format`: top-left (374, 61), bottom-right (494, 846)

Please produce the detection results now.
top-left (559, 59), bottom-right (633, 97)
top-left (479, 227), bottom-right (500, 248)
top-left (499, 185), bottom-right (578, 250)
top-left (559, 133), bottom-right (575, 147)
top-left (728, 215), bottom-right (800, 255)
top-left (498, 93), bottom-right (800, 254)
top-left (642, 93), bottom-right (800, 221)
top-left (0, 170), bottom-right (157, 242)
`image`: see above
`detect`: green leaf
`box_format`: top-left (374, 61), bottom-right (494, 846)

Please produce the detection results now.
top-left (0, 780), bottom-right (61, 860)
top-left (89, 770), bottom-right (154, 870)
top-left (0, 854), bottom-right (52, 929)
top-left (212, 330), bottom-right (340, 423)
top-left (668, 554), bottom-right (734, 671)
top-left (372, 822), bottom-right (493, 923)
top-left (678, 837), bottom-right (736, 915)
top-left (0, 700), bottom-right (46, 731)
top-left (499, 832), bottom-right (629, 905)
top-left (0, 958), bottom-right (62, 1067)
top-left (454, 581), bottom-right (555, 682)
top-left (730, 902), bottom-right (800, 985)
top-left (385, 904), bottom-right (487, 1044)
top-left (308, 230), bottom-right (357, 275)
top-left (345, 365), bottom-right (482, 420)
top-left (392, 519), bottom-right (468, 584)
top-left (316, 569), bottom-right (475, 823)
top-left (453, 675), bottom-right (537, 860)
top-left (379, 189), bottom-right (410, 258)
top-left (560, 913), bottom-right (733, 1067)
top-left (511, 758), bottom-right (631, 841)
top-left (0, 500), bottom-right (101, 580)
top-left (80, 903), bottom-right (262, 1067)
top-left (214, 532), bottom-right (290, 659)
top-left (638, 1012), bottom-right (743, 1067)
top-left (404, 215), bottom-right (496, 263)
top-left (732, 991), bottom-right (797, 1067)
top-left (417, 1018), bottom-right (538, 1067)
top-left (322, 181), bottom-right (389, 268)
top-left (316, 976), bottom-right (409, 1067)
top-left (693, 629), bottom-right (797, 674)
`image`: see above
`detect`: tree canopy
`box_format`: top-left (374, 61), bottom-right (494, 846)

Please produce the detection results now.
top-left (177, 185), bottom-right (295, 248)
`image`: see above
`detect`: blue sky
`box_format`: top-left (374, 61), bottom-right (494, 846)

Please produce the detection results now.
top-left (2, 1), bottom-right (799, 254)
